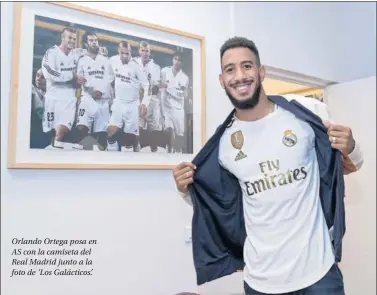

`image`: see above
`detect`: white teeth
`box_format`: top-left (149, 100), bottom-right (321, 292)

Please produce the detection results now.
top-left (237, 85), bottom-right (248, 92)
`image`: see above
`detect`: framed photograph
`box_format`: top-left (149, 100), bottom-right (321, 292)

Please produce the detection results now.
top-left (7, 2), bottom-right (206, 169)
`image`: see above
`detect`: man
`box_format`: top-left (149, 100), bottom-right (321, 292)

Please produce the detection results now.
top-left (32, 69), bottom-right (46, 121)
top-left (107, 41), bottom-right (150, 152)
top-left (41, 27), bottom-right (81, 147)
top-left (30, 69), bottom-right (49, 149)
top-left (173, 37), bottom-right (363, 295)
top-left (161, 53), bottom-right (189, 153)
top-left (134, 41), bottom-right (163, 152)
top-left (75, 31), bottom-right (114, 150)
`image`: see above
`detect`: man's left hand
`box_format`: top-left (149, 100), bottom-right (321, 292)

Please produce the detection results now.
top-left (140, 104), bottom-right (148, 118)
top-left (323, 120), bottom-right (356, 155)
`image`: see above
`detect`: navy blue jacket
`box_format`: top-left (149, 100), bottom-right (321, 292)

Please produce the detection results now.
top-left (188, 95), bottom-right (345, 285)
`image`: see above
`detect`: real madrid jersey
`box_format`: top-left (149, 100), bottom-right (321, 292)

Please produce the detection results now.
top-left (218, 104), bottom-right (335, 294)
top-left (110, 55), bottom-right (149, 103)
top-left (76, 54), bottom-right (113, 100)
top-left (161, 66), bottom-right (189, 110)
top-left (134, 57), bottom-right (161, 86)
top-left (41, 45), bottom-right (82, 100)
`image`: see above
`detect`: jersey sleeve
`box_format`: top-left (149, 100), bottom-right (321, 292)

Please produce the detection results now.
top-left (103, 59), bottom-right (115, 99)
top-left (137, 64), bottom-right (151, 106)
top-left (166, 72), bottom-right (188, 99)
top-left (183, 74), bottom-right (190, 97)
top-left (75, 55), bottom-right (85, 78)
top-left (41, 48), bottom-right (74, 83)
top-left (150, 63), bottom-right (161, 85)
top-left (160, 67), bottom-right (167, 83)
top-left (178, 190), bottom-right (193, 206)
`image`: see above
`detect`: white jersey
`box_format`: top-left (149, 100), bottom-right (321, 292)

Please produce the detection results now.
top-left (110, 55), bottom-right (149, 104)
top-left (161, 66), bottom-right (189, 109)
top-left (41, 45), bottom-right (83, 100)
top-left (219, 104), bottom-right (335, 293)
top-left (76, 53), bottom-right (114, 100)
top-left (134, 57), bottom-right (161, 86)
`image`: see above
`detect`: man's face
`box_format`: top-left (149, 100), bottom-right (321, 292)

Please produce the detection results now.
top-left (219, 47), bottom-right (265, 109)
top-left (139, 46), bottom-right (150, 62)
top-left (173, 56), bottom-right (182, 70)
top-left (86, 35), bottom-right (99, 54)
top-left (61, 31), bottom-right (76, 50)
top-left (118, 46), bottom-right (130, 64)
top-left (35, 69), bottom-right (46, 91)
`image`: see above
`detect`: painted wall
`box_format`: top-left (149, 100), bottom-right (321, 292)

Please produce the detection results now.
top-left (233, 2), bottom-right (376, 83)
top-left (325, 76), bottom-right (376, 295)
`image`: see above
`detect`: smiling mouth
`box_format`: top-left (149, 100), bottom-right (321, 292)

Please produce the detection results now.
top-left (232, 81), bottom-right (253, 94)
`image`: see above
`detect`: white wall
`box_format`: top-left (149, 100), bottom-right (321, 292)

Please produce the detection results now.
top-left (234, 2), bottom-right (376, 83)
top-left (325, 76), bottom-right (376, 295)
top-left (0, 2), bottom-right (236, 295)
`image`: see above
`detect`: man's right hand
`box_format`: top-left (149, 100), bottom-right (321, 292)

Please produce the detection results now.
top-left (173, 162), bottom-right (197, 194)
top-left (140, 104), bottom-right (148, 118)
top-left (92, 89), bottom-right (102, 100)
top-left (77, 76), bottom-right (87, 86)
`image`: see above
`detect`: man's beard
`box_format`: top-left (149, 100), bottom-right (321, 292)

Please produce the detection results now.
top-left (90, 46), bottom-right (99, 54)
top-left (225, 80), bottom-right (262, 110)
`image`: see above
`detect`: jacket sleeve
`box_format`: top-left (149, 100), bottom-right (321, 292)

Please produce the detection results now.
top-left (292, 95), bottom-right (364, 174)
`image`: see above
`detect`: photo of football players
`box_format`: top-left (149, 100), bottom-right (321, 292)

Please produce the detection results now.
top-left (30, 15), bottom-right (194, 154)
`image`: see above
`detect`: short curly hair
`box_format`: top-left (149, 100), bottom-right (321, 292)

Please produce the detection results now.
top-left (220, 36), bottom-right (261, 66)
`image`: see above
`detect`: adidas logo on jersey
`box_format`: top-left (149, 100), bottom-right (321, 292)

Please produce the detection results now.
top-left (235, 150), bottom-right (247, 161)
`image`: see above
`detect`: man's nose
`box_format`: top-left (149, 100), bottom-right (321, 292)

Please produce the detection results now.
top-left (234, 67), bottom-right (246, 81)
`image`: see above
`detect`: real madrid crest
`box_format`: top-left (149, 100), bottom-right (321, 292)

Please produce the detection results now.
top-left (231, 130), bottom-right (247, 161)
top-left (282, 129), bottom-right (297, 147)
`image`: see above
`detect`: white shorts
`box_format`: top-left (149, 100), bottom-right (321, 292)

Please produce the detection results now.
top-left (109, 99), bottom-right (139, 135)
top-left (42, 95), bottom-right (77, 133)
top-left (76, 96), bottom-right (110, 133)
top-left (140, 98), bottom-right (163, 131)
top-left (164, 107), bottom-right (185, 136)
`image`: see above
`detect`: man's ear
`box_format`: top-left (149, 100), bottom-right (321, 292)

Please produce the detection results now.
top-left (259, 65), bottom-right (266, 82)
top-left (219, 74), bottom-right (225, 89)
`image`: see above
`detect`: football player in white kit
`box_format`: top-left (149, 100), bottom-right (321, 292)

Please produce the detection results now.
top-left (107, 41), bottom-right (151, 152)
top-left (134, 41), bottom-right (163, 152)
top-left (41, 27), bottom-right (82, 148)
top-left (160, 53), bottom-right (189, 153)
top-left (75, 31), bottom-right (114, 150)
top-left (30, 69), bottom-right (50, 149)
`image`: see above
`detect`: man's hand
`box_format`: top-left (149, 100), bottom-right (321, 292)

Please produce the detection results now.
top-left (323, 120), bottom-right (356, 155)
top-left (92, 89), bottom-right (102, 100)
top-left (173, 162), bottom-right (196, 194)
top-left (140, 104), bottom-right (148, 118)
top-left (99, 46), bottom-right (108, 57)
top-left (76, 76), bottom-right (87, 86)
